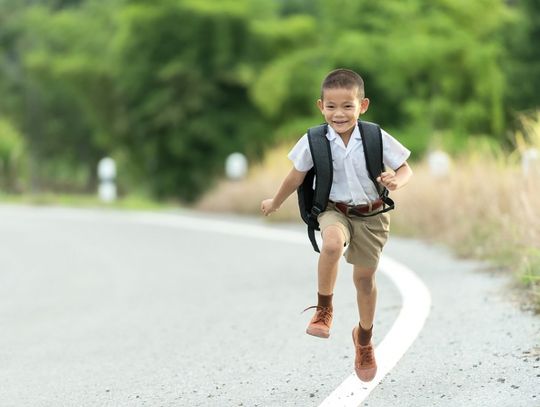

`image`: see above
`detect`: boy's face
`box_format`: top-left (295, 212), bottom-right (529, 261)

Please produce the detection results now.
top-left (317, 87), bottom-right (369, 138)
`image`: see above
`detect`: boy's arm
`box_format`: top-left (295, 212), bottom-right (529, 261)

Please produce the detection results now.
top-left (261, 167), bottom-right (307, 216)
top-left (377, 161), bottom-right (413, 191)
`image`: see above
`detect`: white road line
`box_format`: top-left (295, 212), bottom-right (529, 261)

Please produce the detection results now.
top-left (2, 207), bottom-right (431, 406)
top-left (319, 257), bottom-right (431, 406)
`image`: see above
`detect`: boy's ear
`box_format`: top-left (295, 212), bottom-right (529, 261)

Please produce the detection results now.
top-left (360, 98), bottom-right (370, 114)
top-left (317, 99), bottom-right (324, 113)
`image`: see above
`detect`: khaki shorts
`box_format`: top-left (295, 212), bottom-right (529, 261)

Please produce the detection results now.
top-left (317, 202), bottom-right (390, 269)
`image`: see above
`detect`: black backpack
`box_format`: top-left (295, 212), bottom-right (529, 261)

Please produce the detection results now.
top-left (297, 120), bottom-right (395, 252)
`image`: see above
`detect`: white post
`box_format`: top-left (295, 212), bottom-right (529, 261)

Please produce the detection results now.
top-left (97, 157), bottom-right (117, 203)
top-left (427, 150), bottom-right (451, 179)
top-left (225, 152), bottom-right (248, 181)
top-left (522, 148), bottom-right (539, 177)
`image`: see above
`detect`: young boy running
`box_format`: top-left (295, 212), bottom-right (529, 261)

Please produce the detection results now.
top-left (260, 68), bottom-right (412, 382)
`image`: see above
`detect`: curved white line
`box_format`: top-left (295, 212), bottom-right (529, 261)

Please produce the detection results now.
top-left (319, 257), bottom-right (431, 406)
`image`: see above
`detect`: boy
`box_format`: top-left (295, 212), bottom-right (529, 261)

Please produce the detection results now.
top-left (260, 68), bottom-right (412, 382)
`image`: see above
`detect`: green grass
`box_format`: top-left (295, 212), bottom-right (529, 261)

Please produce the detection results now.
top-left (518, 248), bottom-right (540, 285)
top-left (0, 192), bottom-right (176, 211)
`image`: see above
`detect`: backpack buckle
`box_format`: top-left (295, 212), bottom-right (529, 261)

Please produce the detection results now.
top-left (310, 206), bottom-right (322, 218)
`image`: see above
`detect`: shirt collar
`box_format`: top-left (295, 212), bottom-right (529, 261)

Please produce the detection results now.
top-left (352, 123), bottom-right (362, 140)
top-left (326, 123), bottom-right (361, 141)
top-left (326, 125), bottom-right (337, 141)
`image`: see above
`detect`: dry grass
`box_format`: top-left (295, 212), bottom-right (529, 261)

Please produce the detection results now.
top-left (391, 157), bottom-right (539, 258)
top-left (195, 117), bottom-right (540, 311)
top-left (388, 151), bottom-right (539, 311)
top-left (196, 144), bottom-right (299, 222)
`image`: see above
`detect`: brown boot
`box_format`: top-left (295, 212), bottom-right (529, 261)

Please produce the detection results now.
top-left (352, 326), bottom-right (377, 381)
top-left (304, 305), bottom-right (333, 338)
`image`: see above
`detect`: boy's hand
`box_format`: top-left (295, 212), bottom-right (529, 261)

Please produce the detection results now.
top-left (377, 163), bottom-right (413, 191)
top-left (261, 198), bottom-right (279, 216)
top-left (376, 172), bottom-right (399, 191)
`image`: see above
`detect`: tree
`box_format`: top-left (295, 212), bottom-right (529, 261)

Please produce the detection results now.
top-left (0, 1), bottom-right (121, 192)
top-left (504, 0), bottom-right (540, 112)
top-left (252, 0), bottom-right (511, 150)
top-left (113, 0), bottom-right (272, 201)
top-left (0, 118), bottom-right (26, 192)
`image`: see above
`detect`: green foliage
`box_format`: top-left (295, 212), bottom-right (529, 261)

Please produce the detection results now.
top-left (504, 0), bottom-right (540, 112)
top-left (253, 0), bottom-right (510, 142)
top-left (0, 0), bottom-right (538, 201)
top-left (112, 0), bottom-right (272, 201)
top-left (0, 118), bottom-right (26, 191)
top-left (0, 1), bottom-right (121, 192)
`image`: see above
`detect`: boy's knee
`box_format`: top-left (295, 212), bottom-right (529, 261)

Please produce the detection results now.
top-left (353, 266), bottom-right (376, 287)
top-left (321, 227), bottom-right (345, 258)
top-left (354, 276), bottom-right (376, 295)
top-left (321, 239), bottom-right (343, 259)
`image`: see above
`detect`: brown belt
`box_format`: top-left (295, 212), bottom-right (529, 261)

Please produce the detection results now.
top-left (331, 199), bottom-right (383, 216)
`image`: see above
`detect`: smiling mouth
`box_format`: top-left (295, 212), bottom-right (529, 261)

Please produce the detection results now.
top-left (333, 120), bottom-right (348, 125)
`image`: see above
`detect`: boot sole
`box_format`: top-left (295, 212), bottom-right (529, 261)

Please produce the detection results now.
top-left (306, 327), bottom-right (330, 338)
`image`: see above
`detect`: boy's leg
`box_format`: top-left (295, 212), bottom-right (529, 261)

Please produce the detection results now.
top-left (352, 264), bottom-right (378, 382)
top-left (305, 224), bottom-right (347, 338)
top-left (318, 225), bottom-right (346, 295)
top-left (353, 265), bottom-right (377, 331)
top-left (344, 212), bottom-right (389, 381)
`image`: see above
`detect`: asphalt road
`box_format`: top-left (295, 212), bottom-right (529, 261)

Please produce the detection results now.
top-left (0, 205), bottom-right (538, 406)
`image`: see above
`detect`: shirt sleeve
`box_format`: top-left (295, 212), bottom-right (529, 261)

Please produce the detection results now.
top-left (381, 129), bottom-right (411, 171)
top-left (287, 134), bottom-right (313, 172)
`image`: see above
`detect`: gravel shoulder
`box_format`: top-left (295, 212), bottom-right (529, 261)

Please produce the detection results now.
top-left (372, 238), bottom-right (540, 407)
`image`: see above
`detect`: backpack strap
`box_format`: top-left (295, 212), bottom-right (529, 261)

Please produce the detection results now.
top-left (306, 123), bottom-right (332, 252)
top-left (358, 120), bottom-right (395, 216)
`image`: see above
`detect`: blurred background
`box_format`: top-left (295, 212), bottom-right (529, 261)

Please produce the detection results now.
top-left (0, 0), bottom-right (538, 308)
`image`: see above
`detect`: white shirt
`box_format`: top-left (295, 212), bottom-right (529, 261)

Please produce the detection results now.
top-left (288, 124), bottom-right (411, 205)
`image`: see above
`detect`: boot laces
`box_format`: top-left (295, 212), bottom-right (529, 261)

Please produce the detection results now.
top-left (302, 305), bottom-right (332, 325)
top-left (358, 343), bottom-right (374, 365)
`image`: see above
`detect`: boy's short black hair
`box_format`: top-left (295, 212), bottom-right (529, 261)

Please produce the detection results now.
top-left (321, 68), bottom-right (365, 99)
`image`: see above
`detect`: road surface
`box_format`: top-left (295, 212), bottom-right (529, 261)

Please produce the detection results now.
top-left (0, 205), bottom-right (538, 406)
